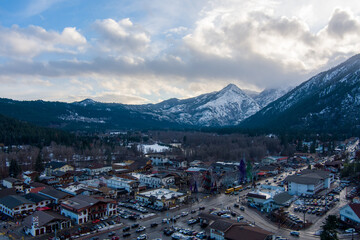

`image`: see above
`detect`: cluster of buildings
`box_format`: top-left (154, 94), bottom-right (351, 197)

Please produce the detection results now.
top-left (0, 158), bottom-right (190, 237)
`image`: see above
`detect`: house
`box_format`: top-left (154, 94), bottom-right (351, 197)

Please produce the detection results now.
top-left (132, 173), bottom-right (175, 189)
top-left (257, 165), bottom-right (279, 175)
top-left (273, 192), bottom-right (294, 207)
top-left (22, 171), bottom-right (39, 184)
top-left (60, 195), bottom-right (116, 224)
top-left (340, 203), bottom-right (360, 228)
top-left (209, 219), bottom-right (274, 240)
top-left (0, 195), bottom-right (36, 217)
top-left (52, 171), bottom-right (74, 185)
top-left (59, 183), bottom-right (100, 196)
top-left (246, 186), bottom-right (288, 212)
top-left (2, 177), bottom-right (24, 191)
top-left (324, 160), bottom-right (343, 173)
top-left (84, 165), bottom-right (112, 176)
top-left (23, 193), bottom-right (52, 210)
top-left (285, 169), bottom-right (334, 196)
top-left (146, 153), bottom-right (179, 166)
top-left (45, 162), bottom-right (74, 176)
top-left (39, 188), bottom-right (72, 204)
top-left (135, 188), bottom-right (188, 209)
top-left (106, 176), bottom-right (139, 193)
top-left (23, 210), bottom-right (71, 236)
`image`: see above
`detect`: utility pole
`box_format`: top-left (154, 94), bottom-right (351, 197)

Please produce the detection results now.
top-left (303, 204), bottom-right (306, 228)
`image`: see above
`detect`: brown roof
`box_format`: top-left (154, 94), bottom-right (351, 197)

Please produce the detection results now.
top-left (209, 219), bottom-right (236, 232)
top-left (225, 224), bottom-right (273, 240)
top-left (247, 193), bottom-right (267, 199)
top-left (23, 211), bottom-right (68, 228)
top-left (349, 203), bottom-right (360, 218)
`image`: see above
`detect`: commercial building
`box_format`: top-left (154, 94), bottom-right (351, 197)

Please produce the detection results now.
top-left (340, 203), bottom-right (360, 228)
top-left (60, 195), bottom-right (116, 224)
top-left (23, 210), bottom-right (71, 237)
top-left (209, 219), bottom-right (274, 240)
top-left (106, 176), bottom-right (139, 193)
top-left (135, 188), bottom-right (188, 209)
top-left (285, 170), bottom-right (334, 196)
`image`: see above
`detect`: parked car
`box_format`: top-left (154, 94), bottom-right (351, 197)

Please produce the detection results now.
top-left (136, 226), bottom-right (146, 232)
top-left (345, 228), bottom-right (356, 233)
top-left (290, 231), bottom-right (300, 237)
top-left (123, 232), bottom-right (131, 237)
top-left (137, 234), bottom-right (147, 240)
top-left (131, 223), bottom-right (139, 228)
top-left (122, 226), bottom-right (130, 232)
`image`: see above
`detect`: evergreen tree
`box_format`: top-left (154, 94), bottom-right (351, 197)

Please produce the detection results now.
top-left (202, 171), bottom-right (212, 191)
top-left (310, 141), bottom-right (316, 153)
top-left (246, 160), bottom-right (253, 182)
top-left (320, 215), bottom-right (339, 240)
top-left (238, 158), bottom-right (246, 183)
top-left (9, 159), bottom-right (21, 177)
top-left (34, 152), bottom-right (44, 173)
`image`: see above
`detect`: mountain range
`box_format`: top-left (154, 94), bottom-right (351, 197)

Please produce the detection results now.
top-left (1, 54), bottom-right (360, 133)
top-left (0, 83), bottom-right (287, 131)
top-left (240, 54), bottom-right (360, 133)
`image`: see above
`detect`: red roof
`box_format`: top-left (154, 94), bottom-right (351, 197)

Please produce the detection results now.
top-left (30, 187), bottom-right (46, 193)
top-left (349, 203), bottom-right (360, 218)
top-left (36, 207), bottom-right (51, 211)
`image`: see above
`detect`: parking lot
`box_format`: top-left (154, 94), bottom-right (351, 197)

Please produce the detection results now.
top-left (284, 181), bottom-right (347, 230)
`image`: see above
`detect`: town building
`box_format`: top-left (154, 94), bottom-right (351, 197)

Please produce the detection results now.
top-left (60, 195), bottom-right (116, 224)
top-left (135, 188), bottom-right (188, 209)
top-left (84, 165), bottom-right (112, 176)
top-left (23, 210), bottom-right (71, 236)
top-left (285, 169), bottom-right (334, 196)
top-left (0, 195), bottom-right (36, 217)
top-left (131, 173), bottom-right (175, 189)
top-left (45, 162), bottom-right (74, 176)
top-left (39, 188), bottom-right (72, 204)
top-left (340, 203), bottom-right (360, 228)
top-left (209, 219), bottom-right (274, 240)
top-left (246, 186), bottom-right (291, 213)
top-left (106, 176), bottom-right (139, 193)
top-left (2, 177), bottom-right (24, 191)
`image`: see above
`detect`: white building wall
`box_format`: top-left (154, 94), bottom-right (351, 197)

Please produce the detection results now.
top-left (2, 180), bottom-right (13, 189)
top-left (61, 208), bottom-right (80, 224)
top-left (340, 205), bottom-right (360, 224)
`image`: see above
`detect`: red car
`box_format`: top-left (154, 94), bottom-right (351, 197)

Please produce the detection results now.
top-left (112, 237), bottom-right (120, 240)
top-left (92, 219), bottom-right (100, 224)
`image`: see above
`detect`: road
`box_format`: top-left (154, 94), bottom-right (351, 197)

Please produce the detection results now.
top-left (83, 169), bottom-right (357, 240)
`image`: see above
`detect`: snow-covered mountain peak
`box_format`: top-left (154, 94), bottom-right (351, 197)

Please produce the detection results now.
top-left (74, 98), bottom-right (97, 106)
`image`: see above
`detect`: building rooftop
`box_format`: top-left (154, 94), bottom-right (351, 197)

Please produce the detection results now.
top-left (23, 193), bottom-right (51, 203)
top-left (0, 195), bottom-right (33, 209)
top-left (137, 188), bottom-right (184, 200)
top-left (61, 195), bottom-right (99, 210)
top-left (39, 188), bottom-right (70, 200)
top-left (23, 211), bottom-right (68, 228)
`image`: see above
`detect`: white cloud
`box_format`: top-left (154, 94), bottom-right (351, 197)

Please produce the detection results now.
top-left (93, 18), bottom-right (150, 55)
top-left (1, 1), bottom-right (360, 104)
top-left (0, 25), bottom-right (86, 59)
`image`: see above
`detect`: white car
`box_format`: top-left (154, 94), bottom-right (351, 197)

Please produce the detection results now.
top-left (345, 228), bottom-right (356, 233)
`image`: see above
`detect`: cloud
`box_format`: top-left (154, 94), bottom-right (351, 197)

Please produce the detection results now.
top-left (326, 9), bottom-right (360, 38)
top-left (1, 1), bottom-right (360, 104)
top-left (93, 18), bottom-right (150, 55)
top-left (0, 24), bottom-right (86, 59)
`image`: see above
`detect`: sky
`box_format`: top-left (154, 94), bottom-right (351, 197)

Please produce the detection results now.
top-left (0, 0), bottom-right (360, 104)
